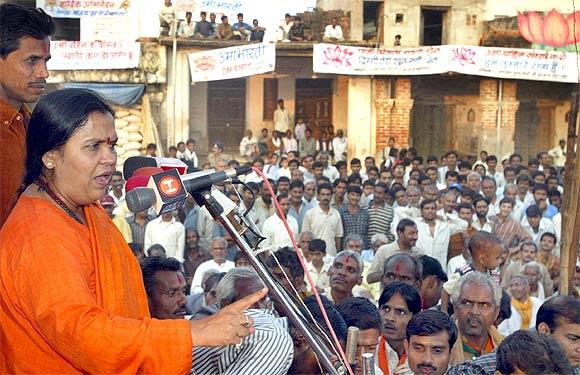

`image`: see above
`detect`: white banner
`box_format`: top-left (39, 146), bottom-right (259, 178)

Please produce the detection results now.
top-left (313, 43), bottom-right (579, 83)
top-left (188, 43), bottom-right (275, 82)
top-left (47, 41), bottom-right (141, 70)
top-left (313, 44), bottom-right (448, 76)
top-left (36, 0), bottom-right (131, 17)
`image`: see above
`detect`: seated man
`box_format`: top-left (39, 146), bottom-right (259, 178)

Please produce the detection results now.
top-left (191, 267), bottom-right (293, 375)
top-left (289, 16), bottom-right (310, 41)
top-left (323, 17), bottom-right (344, 42)
top-left (215, 15), bottom-right (235, 40)
top-left (536, 295), bottom-right (580, 373)
top-left (405, 310), bottom-right (457, 375)
top-left (250, 19), bottom-right (265, 42)
top-left (450, 272), bottom-right (503, 365)
top-left (232, 12), bottom-right (251, 40)
top-left (376, 282), bottom-right (422, 375)
top-left (496, 330), bottom-right (573, 375)
top-left (336, 297), bottom-right (381, 374)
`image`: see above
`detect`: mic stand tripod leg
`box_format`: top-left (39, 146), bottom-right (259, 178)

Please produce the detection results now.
top-left (191, 189), bottom-right (345, 375)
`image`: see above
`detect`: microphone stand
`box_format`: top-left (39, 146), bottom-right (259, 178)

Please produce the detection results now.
top-left (191, 188), bottom-right (346, 375)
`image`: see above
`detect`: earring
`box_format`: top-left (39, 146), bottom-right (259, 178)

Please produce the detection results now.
top-left (46, 162), bottom-right (53, 169)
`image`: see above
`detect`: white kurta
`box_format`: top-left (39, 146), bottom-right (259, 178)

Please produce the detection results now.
top-left (415, 214), bottom-right (468, 270)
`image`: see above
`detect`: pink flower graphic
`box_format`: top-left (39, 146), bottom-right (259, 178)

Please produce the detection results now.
top-left (322, 45), bottom-right (353, 67)
top-left (195, 56), bottom-right (216, 72)
top-left (452, 47), bottom-right (476, 65)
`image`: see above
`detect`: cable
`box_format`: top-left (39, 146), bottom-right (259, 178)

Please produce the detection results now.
top-left (251, 166), bottom-right (355, 375)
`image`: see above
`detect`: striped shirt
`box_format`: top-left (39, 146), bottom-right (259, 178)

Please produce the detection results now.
top-left (367, 204), bottom-right (395, 245)
top-left (126, 215), bottom-right (151, 247)
top-left (191, 309), bottom-right (293, 375)
top-left (491, 215), bottom-right (532, 249)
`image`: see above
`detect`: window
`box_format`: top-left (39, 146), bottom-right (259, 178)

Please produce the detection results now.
top-left (421, 8), bottom-right (446, 46)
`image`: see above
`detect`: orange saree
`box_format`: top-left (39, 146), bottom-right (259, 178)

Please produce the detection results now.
top-left (0, 196), bottom-right (192, 374)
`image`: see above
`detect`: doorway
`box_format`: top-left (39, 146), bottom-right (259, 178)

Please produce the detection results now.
top-left (295, 79), bottom-right (333, 139)
top-left (207, 78), bottom-right (246, 152)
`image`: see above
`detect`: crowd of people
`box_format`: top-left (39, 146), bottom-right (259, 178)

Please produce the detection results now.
top-left (105, 113), bottom-right (579, 374)
top-left (1, 3), bottom-right (579, 375)
top-left (159, 0), bottom-right (345, 43)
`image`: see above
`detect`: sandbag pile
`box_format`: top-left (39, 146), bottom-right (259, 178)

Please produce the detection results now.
top-left (113, 105), bottom-right (144, 170)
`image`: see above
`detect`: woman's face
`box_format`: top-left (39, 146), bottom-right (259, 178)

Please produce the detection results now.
top-left (47, 111), bottom-right (117, 207)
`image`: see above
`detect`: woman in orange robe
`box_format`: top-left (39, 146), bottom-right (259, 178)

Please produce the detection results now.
top-left (0, 88), bottom-right (266, 373)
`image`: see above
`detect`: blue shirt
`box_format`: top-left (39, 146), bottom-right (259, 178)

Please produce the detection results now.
top-left (232, 22), bottom-right (252, 31)
top-left (542, 204), bottom-right (558, 219)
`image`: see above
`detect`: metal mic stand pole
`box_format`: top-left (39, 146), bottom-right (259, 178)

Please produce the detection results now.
top-left (191, 189), bottom-right (344, 375)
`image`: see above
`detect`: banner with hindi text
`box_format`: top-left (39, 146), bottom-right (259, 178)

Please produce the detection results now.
top-left (47, 41), bottom-right (141, 70)
top-left (313, 43), bottom-right (579, 83)
top-left (188, 43), bottom-right (275, 82)
top-left (36, 0), bottom-right (131, 17)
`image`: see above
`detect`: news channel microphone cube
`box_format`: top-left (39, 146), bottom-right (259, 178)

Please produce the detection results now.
top-left (147, 168), bottom-right (187, 215)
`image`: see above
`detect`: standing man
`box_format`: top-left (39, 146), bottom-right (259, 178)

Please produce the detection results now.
top-left (261, 194), bottom-right (299, 249)
top-left (405, 310), bottom-right (457, 375)
top-left (302, 183), bottom-right (343, 256)
top-left (0, 4), bottom-right (53, 228)
top-left (298, 128), bottom-right (317, 157)
top-left (144, 211), bottom-right (185, 263)
top-left (287, 180), bottom-right (310, 231)
top-left (339, 186), bottom-right (369, 248)
top-left (367, 219), bottom-right (422, 285)
top-left (548, 139), bottom-right (566, 170)
top-left (376, 282), bottom-right (422, 375)
top-left (273, 99), bottom-right (291, 134)
top-left (367, 182), bottom-right (395, 245)
top-left (332, 129), bottom-right (348, 162)
top-left (415, 199), bottom-right (467, 270)
top-left (450, 273), bottom-right (503, 365)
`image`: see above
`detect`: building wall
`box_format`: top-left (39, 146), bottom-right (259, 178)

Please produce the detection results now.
top-left (383, 0), bottom-right (486, 47)
top-left (317, 0), bottom-right (364, 40)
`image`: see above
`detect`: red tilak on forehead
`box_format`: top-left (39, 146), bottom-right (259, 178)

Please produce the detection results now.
top-left (176, 273), bottom-right (184, 284)
top-left (395, 263), bottom-right (401, 273)
top-left (105, 137), bottom-right (113, 145)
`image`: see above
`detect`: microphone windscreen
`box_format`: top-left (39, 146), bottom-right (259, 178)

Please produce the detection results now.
top-left (125, 175), bottom-right (149, 193)
top-left (123, 156), bottom-right (157, 180)
top-left (126, 187), bottom-right (157, 213)
top-left (132, 167), bottom-right (163, 178)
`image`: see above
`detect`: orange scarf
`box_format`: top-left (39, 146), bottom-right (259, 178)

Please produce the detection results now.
top-left (85, 204), bottom-right (151, 318)
top-left (378, 335), bottom-right (407, 375)
top-left (512, 297), bottom-right (533, 329)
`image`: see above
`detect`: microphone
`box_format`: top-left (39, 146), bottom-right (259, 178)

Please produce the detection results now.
top-left (345, 326), bottom-right (359, 366)
top-left (123, 156), bottom-right (188, 179)
top-left (126, 165), bottom-right (252, 214)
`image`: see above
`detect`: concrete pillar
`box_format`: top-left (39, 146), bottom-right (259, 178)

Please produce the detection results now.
top-left (478, 79), bottom-right (519, 159)
top-left (189, 81), bottom-right (208, 153)
top-left (347, 77), bottom-right (373, 161)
